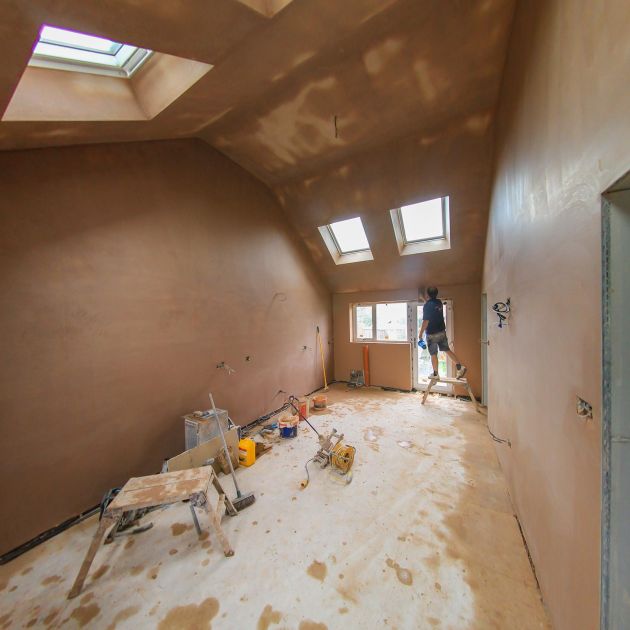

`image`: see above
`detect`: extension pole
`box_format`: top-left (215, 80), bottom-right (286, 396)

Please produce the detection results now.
top-left (316, 325), bottom-right (328, 391)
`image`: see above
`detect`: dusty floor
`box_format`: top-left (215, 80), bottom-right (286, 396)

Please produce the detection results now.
top-left (0, 385), bottom-right (550, 629)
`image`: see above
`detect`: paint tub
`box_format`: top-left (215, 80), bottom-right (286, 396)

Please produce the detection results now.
top-left (279, 416), bottom-right (298, 439)
top-left (313, 395), bottom-right (327, 410)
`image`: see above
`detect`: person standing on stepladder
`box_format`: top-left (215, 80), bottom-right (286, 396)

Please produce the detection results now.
top-left (418, 286), bottom-right (467, 380)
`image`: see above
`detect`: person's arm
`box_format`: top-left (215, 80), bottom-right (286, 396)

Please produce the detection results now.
top-left (418, 319), bottom-right (429, 339)
top-left (418, 319), bottom-right (429, 348)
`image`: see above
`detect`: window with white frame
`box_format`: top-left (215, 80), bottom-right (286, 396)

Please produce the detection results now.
top-left (29, 25), bottom-right (152, 78)
top-left (390, 196), bottom-right (451, 255)
top-left (352, 302), bottom-right (408, 342)
top-left (318, 217), bottom-right (374, 265)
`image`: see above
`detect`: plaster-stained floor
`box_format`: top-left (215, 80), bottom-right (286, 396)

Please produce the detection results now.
top-left (0, 385), bottom-right (551, 629)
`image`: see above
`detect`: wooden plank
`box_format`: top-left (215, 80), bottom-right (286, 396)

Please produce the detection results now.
top-left (108, 467), bottom-right (213, 512)
top-left (166, 427), bottom-right (239, 473)
top-left (123, 466), bottom-right (213, 491)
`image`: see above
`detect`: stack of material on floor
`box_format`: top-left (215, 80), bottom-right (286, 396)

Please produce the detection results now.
top-left (184, 408), bottom-right (229, 450)
top-left (166, 427), bottom-right (240, 473)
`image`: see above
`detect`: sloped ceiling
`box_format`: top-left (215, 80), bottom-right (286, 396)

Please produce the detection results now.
top-left (0, 0), bottom-right (516, 292)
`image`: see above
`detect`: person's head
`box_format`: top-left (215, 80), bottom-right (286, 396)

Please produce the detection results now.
top-left (427, 286), bottom-right (438, 299)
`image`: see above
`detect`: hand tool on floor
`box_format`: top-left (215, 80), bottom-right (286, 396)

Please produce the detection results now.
top-left (316, 325), bottom-right (329, 391)
top-left (287, 396), bottom-right (355, 488)
top-left (300, 428), bottom-right (356, 489)
top-left (209, 392), bottom-right (256, 511)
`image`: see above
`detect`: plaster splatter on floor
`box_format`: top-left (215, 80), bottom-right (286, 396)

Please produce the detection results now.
top-left (299, 621), bottom-right (328, 630)
top-left (157, 597), bottom-right (219, 630)
top-left (91, 564), bottom-right (109, 580)
top-left (68, 602), bottom-right (100, 627)
top-left (105, 604), bottom-right (140, 630)
top-left (171, 523), bottom-right (193, 536)
top-left (41, 574), bottom-right (62, 585)
top-left (0, 385), bottom-right (550, 629)
top-left (306, 560), bottom-right (327, 581)
top-left (257, 604), bottom-right (282, 629)
top-left (386, 558), bottom-right (413, 585)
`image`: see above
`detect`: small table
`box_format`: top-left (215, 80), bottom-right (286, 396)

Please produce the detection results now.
top-left (68, 466), bottom-right (236, 599)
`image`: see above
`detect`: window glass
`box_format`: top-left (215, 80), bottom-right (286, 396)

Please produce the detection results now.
top-left (355, 305), bottom-right (373, 339)
top-left (329, 217), bottom-right (370, 253)
top-left (399, 197), bottom-right (444, 242)
top-left (30, 25), bottom-right (151, 78)
top-left (376, 303), bottom-right (407, 341)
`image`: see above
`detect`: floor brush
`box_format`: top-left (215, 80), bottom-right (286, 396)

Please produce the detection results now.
top-left (208, 392), bottom-right (256, 511)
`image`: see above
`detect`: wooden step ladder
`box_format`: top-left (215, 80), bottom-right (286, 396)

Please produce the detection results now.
top-left (421, 375), bottom-right (480, 412)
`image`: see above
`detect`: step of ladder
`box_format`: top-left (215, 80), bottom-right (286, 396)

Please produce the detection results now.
top-left (421, 376), bottom-right (480, 412)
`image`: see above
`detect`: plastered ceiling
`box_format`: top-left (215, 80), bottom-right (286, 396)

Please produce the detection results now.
top-left (0, 0), bottom-right (516, 292)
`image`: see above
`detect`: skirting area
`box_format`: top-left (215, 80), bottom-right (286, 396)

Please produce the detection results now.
top-left (0, 385), bottom-right (550, 629)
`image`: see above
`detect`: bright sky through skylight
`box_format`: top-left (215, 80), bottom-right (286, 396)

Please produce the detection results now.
top-left (329, 217), bottom-right (370, 253)
top-left (30, 25), bottom-right (150, 77)
top-left (399, 197), bottom-right (445, 242)
top-left (39, 26), bottom-right (120, 54)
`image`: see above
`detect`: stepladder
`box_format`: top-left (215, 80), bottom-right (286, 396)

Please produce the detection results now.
top-left (68, 465), bottom-right (236, 599)
top-left (421, 375), bottom-right (480, 412)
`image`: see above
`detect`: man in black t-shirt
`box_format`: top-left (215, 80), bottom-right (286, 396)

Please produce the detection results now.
top-left (418, 286), bottom-right (467, 380)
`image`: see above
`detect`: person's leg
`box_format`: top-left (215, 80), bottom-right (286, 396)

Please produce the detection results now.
top-left (445, 349), bottom-right (461, 365)
top-left (431, 352), bottom-right (439, 374)
top-left (427, 334), bottom-right (439, 378)
top-left (440, 335), bottom-right (467, 378)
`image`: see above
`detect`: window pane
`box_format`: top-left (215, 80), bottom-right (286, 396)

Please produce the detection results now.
top-left (40, 26), bottom-right (120, 54)
top-left (376, 303), bottom-right (408, 341)
top-left (329, 217), bottom-right (370, 253)
top-left (34, 42), bottom-right (121, 66)
top-left (400, 198), bottom-right (445, 242)
top-left (355, 305), bottom-right (373, 339)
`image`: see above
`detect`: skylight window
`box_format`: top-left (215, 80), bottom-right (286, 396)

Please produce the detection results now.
top-left (328, 217), bottom-right (370, 254)
top-left (29, 25), bottom-right (152, 78)
top-left (399, 197), bottom-right (446, 243)
top-left (389, 196), bottom-right (451, 256)
top-left (318, 217), bottom-right (374, 265)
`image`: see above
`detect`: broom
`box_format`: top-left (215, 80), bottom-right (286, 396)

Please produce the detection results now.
top-left (208, 393), bottom-right (255, 511)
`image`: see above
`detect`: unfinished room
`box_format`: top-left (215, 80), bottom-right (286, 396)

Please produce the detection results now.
top-left (1, 1), bottom-right (629, 629)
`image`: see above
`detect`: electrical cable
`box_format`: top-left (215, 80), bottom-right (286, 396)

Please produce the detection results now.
top-left (287, 396), bottom-right (320, 437)
top-left (331, 442), bottom-right (355, 473)
top-left (301, 458), bottom-right (316, 489)
top-left (487, 424), bottom-right (511, 447)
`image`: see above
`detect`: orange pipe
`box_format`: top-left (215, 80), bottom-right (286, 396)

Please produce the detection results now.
top-left (363, 344), bottom-right (370, 386)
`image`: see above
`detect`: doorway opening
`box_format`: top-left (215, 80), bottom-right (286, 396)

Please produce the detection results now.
top-left (409, 299), bottom-right (454, 393)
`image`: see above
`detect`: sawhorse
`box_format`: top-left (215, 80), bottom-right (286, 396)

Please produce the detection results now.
top-left (68, 465), bottom-right (236, 599)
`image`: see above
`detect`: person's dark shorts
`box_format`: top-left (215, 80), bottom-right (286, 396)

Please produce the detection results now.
top-left (426, 331), bottom-right (450, 356)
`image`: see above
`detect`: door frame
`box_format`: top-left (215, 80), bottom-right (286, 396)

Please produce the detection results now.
top-left (601, 183), bottom-right (630, 629)
top-left (409, 299), bottom-right (454, 393)
top-left (481, 293), bottom-right (489, 406)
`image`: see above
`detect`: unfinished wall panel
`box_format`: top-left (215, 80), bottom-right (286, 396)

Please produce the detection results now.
top-left (483, 0), bottom-right (630, 628)
top-left (0, 139), bottom-right (331, 554)
top-left (333, 286), bottom-right (480, 396)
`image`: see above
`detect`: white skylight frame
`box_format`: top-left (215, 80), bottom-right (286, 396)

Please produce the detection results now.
top-left (318, 217), bottom-right (374, 265)
top-left (29, 25), bottom-right (153, 78)
top-left (390, 196), bottom-right (451, 256)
